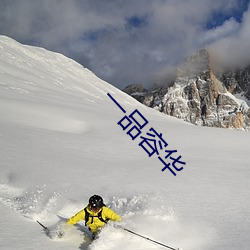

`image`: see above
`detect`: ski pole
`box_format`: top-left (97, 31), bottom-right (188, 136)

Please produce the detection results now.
top-left (122, 227), bottom-right (180, 250)
top-left (37, 220), bottom-right (48, 231)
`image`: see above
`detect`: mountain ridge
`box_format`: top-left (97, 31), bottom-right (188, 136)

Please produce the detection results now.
top-left (123, 49), bottom-right (250, 130)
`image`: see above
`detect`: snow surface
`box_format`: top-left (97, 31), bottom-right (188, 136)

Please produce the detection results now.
top-left (0, 35), bottom-right (250, 250)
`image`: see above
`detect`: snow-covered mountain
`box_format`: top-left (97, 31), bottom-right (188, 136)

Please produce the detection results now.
top-left (0, 36), bottom-right (250, 250)
top-left (124, 49), bottom-right (250, 130)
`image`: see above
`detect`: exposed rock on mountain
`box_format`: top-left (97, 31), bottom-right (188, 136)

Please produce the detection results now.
top-left (123, 84), bottom-right (147, 103)
top-left (123, 49), bottom-right (250, 130)
top-left (217, 66), bottom-right (250, 100)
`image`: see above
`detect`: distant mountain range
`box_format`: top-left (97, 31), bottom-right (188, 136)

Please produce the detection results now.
top-left (123, 49), bottom-right (250, 130)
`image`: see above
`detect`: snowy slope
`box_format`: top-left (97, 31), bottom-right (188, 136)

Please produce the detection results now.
top-left (0, 36), bottom-right (250, 250)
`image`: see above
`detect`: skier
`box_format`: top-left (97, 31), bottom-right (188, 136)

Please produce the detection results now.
top-left (66, 194), bottom-right (121, 239)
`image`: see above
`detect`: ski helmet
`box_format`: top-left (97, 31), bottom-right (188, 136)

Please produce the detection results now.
top-left (89, 195), bottom-right (104, 210)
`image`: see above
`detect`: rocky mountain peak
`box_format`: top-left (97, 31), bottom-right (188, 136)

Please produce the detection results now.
top-left (177, 49), bottom-right (210, 78)
top-left (123, 49), bottom-right (250, 130)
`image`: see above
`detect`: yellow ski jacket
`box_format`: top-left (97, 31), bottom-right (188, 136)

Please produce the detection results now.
top-left (67, 206), bottom-right (121, 233)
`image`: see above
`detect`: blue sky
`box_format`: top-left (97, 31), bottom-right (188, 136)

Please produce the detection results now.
top-left (205, 0), bottom-right (249, 28)
top-left (0, 0), bottom-right (249, 89)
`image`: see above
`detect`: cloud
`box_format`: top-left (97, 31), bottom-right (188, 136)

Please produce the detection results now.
top-left (0, 0), bottom-right (249, 89)
top-left (200, 18), bottom-right (240, 45)
top-left (209, 4), bottom-right (250, 68)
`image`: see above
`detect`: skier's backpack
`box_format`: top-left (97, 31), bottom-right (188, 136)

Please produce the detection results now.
top-left (84, 206), bottom-right (109, 226)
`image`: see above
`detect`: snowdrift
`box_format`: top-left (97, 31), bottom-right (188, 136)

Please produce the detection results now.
top-left (0, 36), bottom-right (250, 250)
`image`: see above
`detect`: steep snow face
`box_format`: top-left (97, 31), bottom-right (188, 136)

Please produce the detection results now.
top-left (0, 36), bottom-right (250, 250)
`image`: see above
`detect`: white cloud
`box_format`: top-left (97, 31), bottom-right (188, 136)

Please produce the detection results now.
top-left (201, 18), bottom-right (240, 44)
top-left (209, 5), bottom-right (250, 68)
top-left (0, 0), bottom-right (249, 88)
